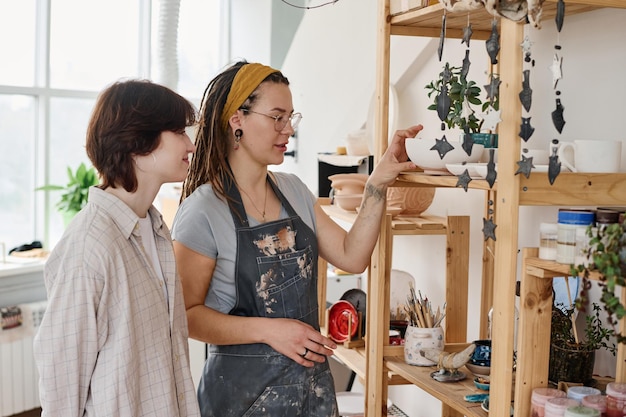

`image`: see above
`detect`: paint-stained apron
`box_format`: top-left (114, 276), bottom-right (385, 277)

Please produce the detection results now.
top-left (197, 175), bottom-right (338, 417)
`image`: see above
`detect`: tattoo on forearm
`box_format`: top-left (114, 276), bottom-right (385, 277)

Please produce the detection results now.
top-left (363, 183), bottom-right (386, 206)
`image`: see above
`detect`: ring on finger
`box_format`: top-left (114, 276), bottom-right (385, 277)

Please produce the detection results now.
top-left (301, 348), bottom-right (309, 357)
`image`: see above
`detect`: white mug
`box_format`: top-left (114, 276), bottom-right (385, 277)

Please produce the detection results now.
top-left (557, 140), bottom-right (622, 173)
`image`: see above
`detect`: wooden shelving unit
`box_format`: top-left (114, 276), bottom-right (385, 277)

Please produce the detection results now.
top-left (354, 1), bottom-right (626, 417)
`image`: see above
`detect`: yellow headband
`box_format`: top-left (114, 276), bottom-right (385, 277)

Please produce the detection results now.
top-left (221, 63), bottom-right (279, 131)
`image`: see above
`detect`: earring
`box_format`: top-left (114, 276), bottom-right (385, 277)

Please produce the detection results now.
top-left (234, 129), bottom-right (243, 150)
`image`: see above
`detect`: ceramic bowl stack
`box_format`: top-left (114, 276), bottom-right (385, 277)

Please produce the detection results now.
top-left (329, 173), bottom-right (368, 212)
top-left (404, 138), bottom-right (484, 174)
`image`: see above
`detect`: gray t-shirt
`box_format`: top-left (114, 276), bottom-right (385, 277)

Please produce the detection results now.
top-left (171, 172), bottom-right (317, 313)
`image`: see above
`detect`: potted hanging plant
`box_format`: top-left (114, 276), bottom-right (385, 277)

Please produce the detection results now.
top-left (549, 302), bottom-right (616, 384)
top-left (425, 63), bottom-right (500, 150)
top-left (571, 218), bottom-right (626, 345)
top-left (36, 162), bottom-right (99, 225)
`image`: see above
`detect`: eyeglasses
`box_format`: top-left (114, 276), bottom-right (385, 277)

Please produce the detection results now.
top-left (242, 109), bottom-right (302, 131)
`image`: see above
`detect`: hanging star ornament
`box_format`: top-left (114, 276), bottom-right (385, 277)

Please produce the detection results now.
top-left (482, 217), bottom-right (497, 241)
top-left (431, 135), bottom-right (455, 159)
top-left (462, 23), bottom-right (473, 47)
top-left (484, 75), bottom-right (501, 105)
top-left (455, 169), bottom-right (473, 192)
top-left (550, 53), bottom-right (563, 89)
top-left (482, 107), bottom-right (501, 132)
top-left (515, 155), bottom-right (534, 178)
top-left (520, 36), bottom-right (533, 55)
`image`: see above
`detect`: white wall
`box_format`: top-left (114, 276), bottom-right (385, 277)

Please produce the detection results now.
top-left (274, 3), bottom-right (626, 416)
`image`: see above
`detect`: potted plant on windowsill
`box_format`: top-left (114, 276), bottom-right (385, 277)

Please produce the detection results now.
top-left (549, 302), bottom-right (616, 385)
top-left (36, 162), bottom-right (99, 225)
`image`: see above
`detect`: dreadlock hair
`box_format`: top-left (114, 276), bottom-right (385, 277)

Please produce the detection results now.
top-left (180, 60), bottom-right (290, 204)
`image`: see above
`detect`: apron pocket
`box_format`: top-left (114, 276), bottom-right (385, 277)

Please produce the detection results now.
top-left (243, 383), bottom-right (305, 417)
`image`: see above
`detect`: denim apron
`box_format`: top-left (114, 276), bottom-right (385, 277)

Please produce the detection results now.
top-left (197, 175), bottom-right (338, 417)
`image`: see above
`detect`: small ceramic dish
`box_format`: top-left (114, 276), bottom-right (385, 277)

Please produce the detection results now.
top-left (465, 363), bottom-right (491, 377)
top-left (474, 376), bottom-right (490, 391)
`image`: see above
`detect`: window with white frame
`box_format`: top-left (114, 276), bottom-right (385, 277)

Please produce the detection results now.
top-left (0, 0), bottom-right (226, 253)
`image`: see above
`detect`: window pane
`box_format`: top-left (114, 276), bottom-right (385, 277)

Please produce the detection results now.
top-left (0, 0), bottom-right (36, 86)
top-left (0, 95), bottom-right (36, 251)
top-left (50, 0), bottom-right (140, 90)
top-left (176, 0), bottom-right (223, 98)
top-left (47, 97), bottom-right (95, 246)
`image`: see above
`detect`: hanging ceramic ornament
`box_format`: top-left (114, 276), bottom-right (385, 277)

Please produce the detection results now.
top-left (461, 49), bottom-right (471, 80)
top-left (518, 117), bottom-right (535, 142)
top-left (455, 169), bottom-right (473, 192)
top-left (462, 22), bottom-right (473, 47)
top-left (437, 84), bottom-right (451, 125)
top-left (527, 0), bottom-right (547, 29)
top-left (555, 0), bottom-right (565, 32)
top-left (515, 155), bottom-right (534, 178)
top-left (519, 70), bottom-right (532, 112)
top-left (548, 139), bottom-right (561, 185)
top-left (438, 13), bottom-right (447, 62)
top-left (482, 217), bottom-right (497, 241)
top-left (431, 135), bottom-right (455, 158)
top-left (485, 150), bottom-right (497, 188)
top-left (484, 75), bottom-right (501, 105)
top-left (462, 128), bottom-right (474, 156)
top-left (550, 54), bottom-right (563, 89)
top-left (486, 20), bottom-right (500, 65)
top-left (551, 98), bottom-right (566, 134)
top-left (482, 107), bottom-right (501, 132)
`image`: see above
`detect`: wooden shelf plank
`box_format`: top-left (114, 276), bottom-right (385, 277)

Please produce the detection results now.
top-left (524, 256), bottom-right (603, 281)
top-left (519, 173), bottom-right (626, 206)
top-left (388, 1), bottom-right (618, 38)
top-left (385, 357), bottom-right (490, 417)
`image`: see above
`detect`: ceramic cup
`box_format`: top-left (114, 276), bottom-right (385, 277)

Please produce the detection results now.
top-left (557, 139), bottom-right (622, 173)
top-left (403, 326), bottom-right (444, 366)
top-left (470, 339), bottom-right (492, 367)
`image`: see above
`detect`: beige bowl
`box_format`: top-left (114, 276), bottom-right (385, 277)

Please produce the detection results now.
top-left (334, 193), bottom-right (363, 212)
top-left (328, 173), bottom-right (369, 195)
top-left (387, 187), bottom-right (435, 216)
top-left (405, 138), bottom-right (484, 173)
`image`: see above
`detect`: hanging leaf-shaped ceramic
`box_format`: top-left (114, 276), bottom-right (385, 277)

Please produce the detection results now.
top-left (519, 117), bottom-right (535, 142)
top-left (437, 83), bottom-right (451, 122)
top-left (551, 98), bottom-right (566, 134)
top-left (519, 70), bottom-right (533, 112)
top-left (438, 13), bottom-right (447, 62)
top-left (462, 23), bottom-right (473, 47)
top-left (461, 49), bottom-right (471, 80)
top-left (548, 154), bottom-right (561, 185)
top-left (485, 150), bottom-right (496, 188)
top-left (486, 20), bottom-right (500, 65)
top-left (462, 128), bottom-right (474, 156)
top-left (555, 0), bottom-right (565, 32)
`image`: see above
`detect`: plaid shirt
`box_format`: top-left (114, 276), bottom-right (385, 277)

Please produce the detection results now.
top-left (34, 187), bottom-right (200, 417)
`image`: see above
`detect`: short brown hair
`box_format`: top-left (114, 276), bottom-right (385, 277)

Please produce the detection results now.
top-left (86, 79), bottom-right (196, 192)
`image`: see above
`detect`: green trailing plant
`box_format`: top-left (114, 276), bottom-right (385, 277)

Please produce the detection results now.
top-left (37, 162), bottom-right (99, 214)
top-left (426, 63), bottom-right (499, 134)
top-left (571, 220), bottom-right (626, 344)
top-left (552, 303), bottom-right (616, 353)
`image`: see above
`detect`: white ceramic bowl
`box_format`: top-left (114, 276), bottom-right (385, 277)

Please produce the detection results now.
top-left (473, 163), bottom-right (497, 179)
top-left (405, 138), bottom-right (484, 173)
top-left (446, 163), bottom-right (482, 178)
